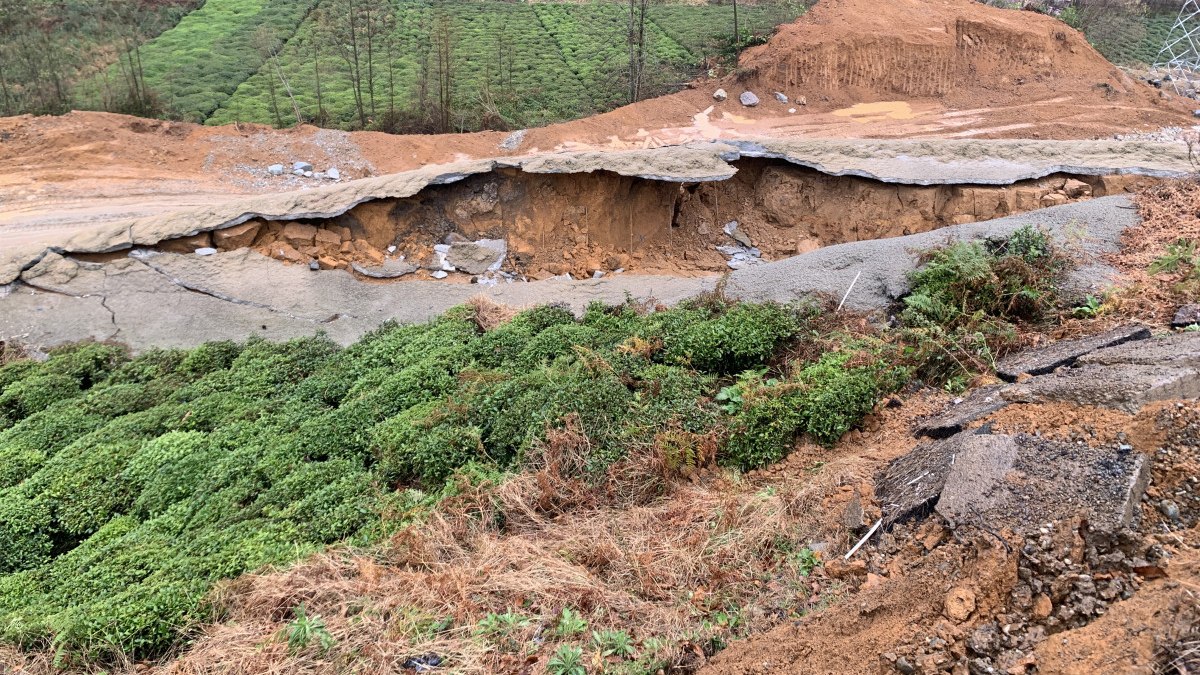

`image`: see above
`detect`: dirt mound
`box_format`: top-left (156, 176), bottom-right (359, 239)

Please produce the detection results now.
top-left (732, 0), bottom-right (1188, 135)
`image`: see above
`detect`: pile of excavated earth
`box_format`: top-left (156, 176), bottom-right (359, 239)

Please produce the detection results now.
top-left (2, 0), bottom-right (1200, 672)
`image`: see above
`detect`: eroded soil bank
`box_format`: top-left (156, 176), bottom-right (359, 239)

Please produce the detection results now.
top-left (156, 159), bottom-right (1155, 280)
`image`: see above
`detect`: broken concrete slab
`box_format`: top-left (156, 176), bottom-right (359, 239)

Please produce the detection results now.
top-left (934, 434), bottom-right (1020, 522)
top-left (1002, 363), bottom-right (1200, 413)
top-left (351, 260), bottom-right (418, 279)
top-left (1172, 303), bottom-right (1200, 328)
top-left (876, 433), bottom-right (977, 525)
top-left (1076, 331), bottom-right (1200, 369)
top-left (994, 325), bottom-right (1151, 381)
top-left (915, 384), bottom-right (1009, 438)
top-left (445, 239), bottom-right (506, 274)
top-left (936, 434), bottom-right (1150, 534)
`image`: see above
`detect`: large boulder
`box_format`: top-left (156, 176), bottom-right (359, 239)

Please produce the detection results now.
top-left (739, 91), bottom-right (759, 107)
top-left (445, 239), bottom-right (506, 274)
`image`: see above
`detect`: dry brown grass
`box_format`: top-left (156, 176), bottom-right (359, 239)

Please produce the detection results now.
top-left (1106, 178), bottom-right (1200, 326)
top-left (467, 295), bottom-right (522, 332)
top-left (145, 427), bottom-right (871, 675)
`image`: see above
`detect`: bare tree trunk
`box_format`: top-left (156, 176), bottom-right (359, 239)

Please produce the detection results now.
top-left (312, 40), bottom-right (324, 122)
top-left (348, 0), bottom-right (366, 127)
top-left (732, 0), bottom-right (739, 46)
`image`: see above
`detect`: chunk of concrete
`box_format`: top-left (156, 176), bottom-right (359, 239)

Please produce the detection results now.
top-left (934, 434), bottom-right (1019, 521)
top-left (915, 384), bottom-right (1009, 438)
top-left (1077, 331), bottom-right (1200, 369)
top-left (1172, 303), bottom-right (1200, 328)
top-left (876, 433), bottom-right (976, 524)
top-left (213, 221), bottom-right (263, 250)
top-left (445, 239), bottom-right (506, 275)
top-left (351, 260), bottom-right (418, 279)
top-left (1002, 363), bottom-right (1200, 413)
top-left (936, 434), bottom-right (1150, 534)
top-left (995, 325), bottom-right (1151, 381)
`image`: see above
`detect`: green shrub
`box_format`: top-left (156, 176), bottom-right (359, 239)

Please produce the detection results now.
top-left (662, 303), bottom-right (801, 373)
top-left (126, 432), bottom-right (215, 517)
top-left (0, 374), bottom-right (82, 424)
top-left (371, 402), bottom-right (485, 485)
top-left (0, 496), bottom-right (54, 573)
top-left (902, 226), bottom-right (1068, 330)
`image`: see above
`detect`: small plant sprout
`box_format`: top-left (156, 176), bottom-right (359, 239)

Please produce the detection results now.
top-left (592, 628), bottom-right (636, 658)
top-left (553, 606), bottom-right (589, 638)
top-left (286, 604), bottom-right (335, 654)
top-left (546, 644), bottom-right (587, 675)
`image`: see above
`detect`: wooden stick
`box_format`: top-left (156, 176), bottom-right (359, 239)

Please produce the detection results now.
top-left (844, 517), bottom-right (882, 560)
top-left (837, 270), bottom-right (862, 312)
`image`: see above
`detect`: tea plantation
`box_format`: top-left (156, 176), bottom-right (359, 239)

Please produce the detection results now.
top-left (0, 226), bottom-right (1072, 665)
top-left (0, 296), bottom-right (909, 663)
top-left (108, 0), bottom-right (801, 129)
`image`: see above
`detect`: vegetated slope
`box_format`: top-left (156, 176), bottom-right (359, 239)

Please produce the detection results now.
top-left (736, 0), bottom-right (1171, 117)
top-left (0, 0), bottom-right (200, 117)
top-left (207, 0), bottom-right (794, 131)
top-left (0, 227), bottom-right (1072, 667)
top-left (77, 0), bottom-right (323, 123)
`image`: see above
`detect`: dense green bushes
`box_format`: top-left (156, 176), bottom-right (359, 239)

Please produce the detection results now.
top-left (0, 299), bottom-right (843, 664)
top-left (0, 226), bottom-right (1074, 664)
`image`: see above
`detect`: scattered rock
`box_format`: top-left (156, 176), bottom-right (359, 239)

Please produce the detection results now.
top-left (445, 239), bottom-right (506, 274)
top-left (213, 221), bottom-right (262, 250)
top-left (716, 244), bottom-right (763, 270)
top-left (326, 167), bottom-right (341, 180)
top-left (499, 129), bottom-right (527, 151)
top-left (267, 164), bottom-right (284, 176)
top-left (944, 587), bottom-right (976, 622)
top-left (841, 492), bottom-right (865, 529)
top-left (739, 91), bottom-right (760, 107)
top-left (795, 95), bottom-right (807, 106)
top-left (1172, 303), bottom-right (1200, 328)
top-left (293, 161), bottom-right (313, 173)
top-left (1031, 593), bottom-right (1053, 620)
top-left (308, 260), bottom-right (319, 271)
top-left (1040, 193), bottom-right (1070, 208)
top-left (430, 270), bottom-right (448, 279)
top-left (713, 88), bottom-right (728, 101)
top-left (994, 325), bottom-right (1150, 381)
top-left (774, 91), bottom-right (789, 103)
top-left (723, 220), bottom-right (753, 247)
top-left (1063, 178), bottom-right (1092, 198)
top-left (281, 223), bottom-right (319, 248)
top-left (825, 559), bottom-right (867, 579)
top-left (194, 247), bottom-right (217, 256)
top-left (351, 260), bottom-right (418, 279)
top-left (303, 171), bottom-right (314, 178)
top-left (592, 270), bottom-right (605, 279)
top-left (158, 232), bottom-right (212, 254)
top-left (788, 108), bottom-right (797, 114)
top-left (1159, 499), bottom-right (1181, 522)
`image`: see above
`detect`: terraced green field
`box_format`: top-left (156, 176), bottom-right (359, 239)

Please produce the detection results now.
top-left (165, 0), bottom-right (798, 130)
